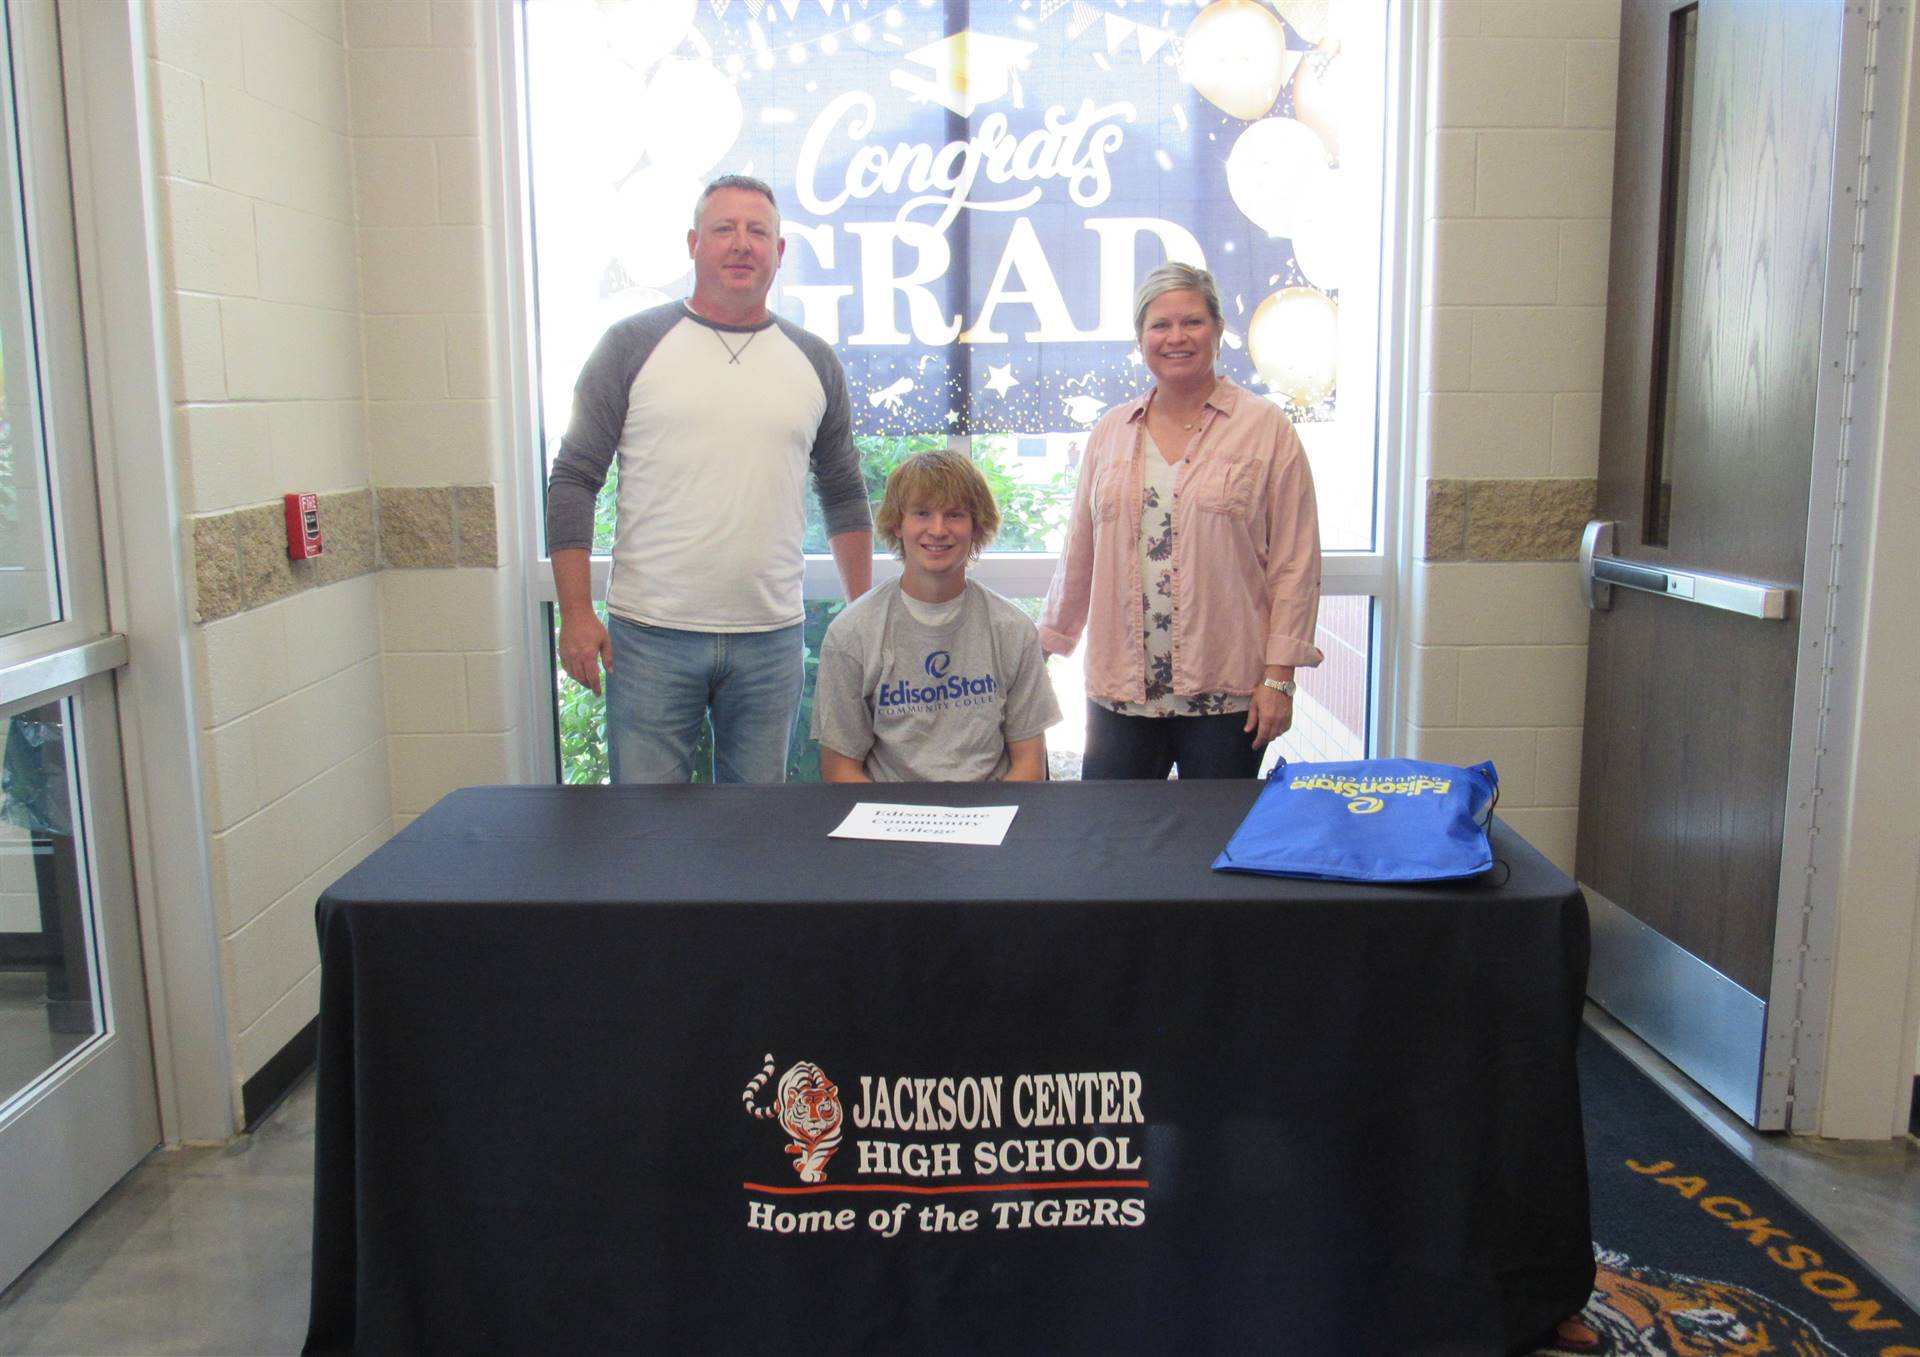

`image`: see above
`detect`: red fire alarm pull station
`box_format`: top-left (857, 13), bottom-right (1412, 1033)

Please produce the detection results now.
top-left (285, 492), bottom-right (323, 559)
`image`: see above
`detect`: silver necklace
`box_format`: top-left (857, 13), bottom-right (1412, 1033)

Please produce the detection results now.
top-left (1161, 381), bottom-right (1215, 431)
top-left (709, 325), bottom-right (760, 365)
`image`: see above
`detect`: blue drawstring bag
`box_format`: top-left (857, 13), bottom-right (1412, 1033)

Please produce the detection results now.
top-left (1212, 758), bottom-right (1500, 883)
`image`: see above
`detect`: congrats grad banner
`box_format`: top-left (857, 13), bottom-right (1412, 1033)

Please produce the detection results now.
top-left (522, 0), bottom-right (1361, 438)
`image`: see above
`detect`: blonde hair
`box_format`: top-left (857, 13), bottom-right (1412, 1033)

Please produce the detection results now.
top-left (1132, 261), bottom-right (1224, 339)
top-left (874, 449), bottom-right (1001, 560)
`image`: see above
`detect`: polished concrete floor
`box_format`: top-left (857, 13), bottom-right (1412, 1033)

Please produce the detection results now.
top-left (0, 1076), bottom-right (314, 1356)
top-left (0, 1008), bottom-right (1914, 1355)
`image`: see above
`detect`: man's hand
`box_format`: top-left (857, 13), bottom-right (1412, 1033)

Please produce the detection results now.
top-left (551, 549), bottom-right (609, 694)
top-left (558, 611), bottom-right (612, 695)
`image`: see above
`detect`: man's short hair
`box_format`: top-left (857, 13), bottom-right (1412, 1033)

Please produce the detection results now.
top-left (693, 173), bottom-right (781, 230)
top-left (875, 449), bottom-right (1002, 560)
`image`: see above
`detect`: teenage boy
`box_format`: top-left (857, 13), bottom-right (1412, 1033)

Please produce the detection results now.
top-left (812, 449), bottom-right (1060, 782)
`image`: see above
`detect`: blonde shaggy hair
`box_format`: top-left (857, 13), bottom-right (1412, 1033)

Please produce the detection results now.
top-left (874, 449), bottom-right (1002, 561)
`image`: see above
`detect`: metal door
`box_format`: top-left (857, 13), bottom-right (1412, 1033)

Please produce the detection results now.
top-left (1577, 0), bottom-right (1855, 1129)
top-left (0, 0), bottom-right (158, 1288)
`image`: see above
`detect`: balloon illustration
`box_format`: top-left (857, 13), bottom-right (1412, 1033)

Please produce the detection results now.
top-left (1226, 116), bottom-right (1333, 239)
top-left (1182, 0), bottom-right (1296, 122)
top-left (611, 167), bottom-right (700, 288)
top-left (1248, 287), bottom-right (1340, 407)
top-left (1290, 41), bottom-right (1346, 163)
top-left (1287, 182), bottom-right (1343, 289)
top-left (1274, 0), bottom-right (1332, 47)
top-left (597, 0), bottom-right (696, 73)
top-left (641, 61), bottom-right (743, 177)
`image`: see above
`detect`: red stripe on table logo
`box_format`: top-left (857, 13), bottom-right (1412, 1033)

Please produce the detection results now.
top-left (744, 1179), bottom-right (1150, 1196)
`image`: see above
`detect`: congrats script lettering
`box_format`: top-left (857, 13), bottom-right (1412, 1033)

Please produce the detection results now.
top-left (796, 92), bottom-right (1134, 234)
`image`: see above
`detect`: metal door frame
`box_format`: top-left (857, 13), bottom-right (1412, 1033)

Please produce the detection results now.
top-left (1762, 0), bottom-right (1908, 1133)
top-left (0, 0), bottom-right (162, 1288)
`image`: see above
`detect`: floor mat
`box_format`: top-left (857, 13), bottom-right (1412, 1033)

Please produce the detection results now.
top-left (1532, 1031), bottom-right (1920, 1356)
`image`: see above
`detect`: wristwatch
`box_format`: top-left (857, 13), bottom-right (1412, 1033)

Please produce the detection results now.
top-left (1261, 678), bottom-right (1297, 696)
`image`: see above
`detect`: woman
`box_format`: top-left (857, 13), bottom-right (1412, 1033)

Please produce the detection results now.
top-left (1039, 262), bottom-right (1323, 779)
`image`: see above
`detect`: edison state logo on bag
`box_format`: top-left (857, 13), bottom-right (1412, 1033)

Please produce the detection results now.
top-left (742, 1054), bottom-right (844, 1183)
top-left (1288, 771), bottom-right (1454, 814)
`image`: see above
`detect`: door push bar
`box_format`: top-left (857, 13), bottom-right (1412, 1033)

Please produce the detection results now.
top-left (1580, 521), bottom-right (1793, 620)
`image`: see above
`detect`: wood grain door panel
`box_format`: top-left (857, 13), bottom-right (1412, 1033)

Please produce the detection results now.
top-left (1580, 0), bottom-right (1839, 1006)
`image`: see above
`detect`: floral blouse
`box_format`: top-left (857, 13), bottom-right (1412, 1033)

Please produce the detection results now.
top-left (1094, 433), bottom-right (1248, 720)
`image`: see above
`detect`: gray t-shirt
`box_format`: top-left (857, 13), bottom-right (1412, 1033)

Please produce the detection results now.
top-left (812, 579), bottom-right (1061, 782)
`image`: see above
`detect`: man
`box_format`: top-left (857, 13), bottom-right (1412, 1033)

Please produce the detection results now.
top-left (548, 174), bottom-right (873, 782)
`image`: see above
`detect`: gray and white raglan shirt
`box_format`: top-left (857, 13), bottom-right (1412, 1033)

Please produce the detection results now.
top-left (546, 302), bottom-right (871, 632)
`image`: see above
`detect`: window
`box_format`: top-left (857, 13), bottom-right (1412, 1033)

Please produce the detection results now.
top-left (512, 0), bottom-right (1396, 781)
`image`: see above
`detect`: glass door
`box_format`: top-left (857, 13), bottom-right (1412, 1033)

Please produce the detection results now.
top-left (0, 0), bottom-right (157, 1290)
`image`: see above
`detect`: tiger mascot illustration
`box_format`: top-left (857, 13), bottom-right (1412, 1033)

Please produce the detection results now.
top-left (1538, 1249), bottom-right (1838, 1356)
top-left (742, 1054), bottom-right (844, 1184)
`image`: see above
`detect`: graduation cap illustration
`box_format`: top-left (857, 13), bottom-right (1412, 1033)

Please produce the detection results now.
top-left (890, 30), bottom-right (1038, 117)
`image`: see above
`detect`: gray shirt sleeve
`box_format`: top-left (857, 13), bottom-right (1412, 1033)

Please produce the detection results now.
top-left (545, 304), bottom-right (683, 552)
top-left (776, 317), bottom-right (870, 539)
top-left (994, 599), bottom-right (1064, 743)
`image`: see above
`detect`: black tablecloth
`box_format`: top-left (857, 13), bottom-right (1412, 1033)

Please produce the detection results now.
top-left (305, 781), bottom-right (1592, 1356)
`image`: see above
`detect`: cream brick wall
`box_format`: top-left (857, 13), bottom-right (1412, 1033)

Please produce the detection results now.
top-left (379, 567), bottom-right (520, 815)
top-left (348, 0), bottom-right (521, 814)
top-left (149, 0), bottom-right (526, 1095)
top-left (1405, 0), bottom-right (1619, 872)
top-left (150, 0), bottom-right (391, 1089)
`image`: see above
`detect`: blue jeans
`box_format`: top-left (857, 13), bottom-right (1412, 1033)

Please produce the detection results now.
top-left (605, 616), bottom-right (804, 784)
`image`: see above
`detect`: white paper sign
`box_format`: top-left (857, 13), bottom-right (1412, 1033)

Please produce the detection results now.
top-left (828, 802), bottom-right (1019, 846)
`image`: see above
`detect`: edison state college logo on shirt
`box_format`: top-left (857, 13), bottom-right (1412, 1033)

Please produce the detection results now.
top-left (874, 650), bottom-right (1000, 715)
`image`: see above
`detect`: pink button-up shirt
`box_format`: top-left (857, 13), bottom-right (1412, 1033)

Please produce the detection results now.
top-left (1039, 376), bottom-right (1324, 703)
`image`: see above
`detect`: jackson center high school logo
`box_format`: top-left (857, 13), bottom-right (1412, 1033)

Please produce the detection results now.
top-left (740, 1053), bottom-right (1150, 1239)
top-left (741, 1054), bottom-right (845, 1184)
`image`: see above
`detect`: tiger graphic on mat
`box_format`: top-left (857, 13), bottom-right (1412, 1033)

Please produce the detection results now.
top-left (742, 1054), bottom-right (844, 1184)
top-left (1538, 1249), bottom-right (1838, 1356)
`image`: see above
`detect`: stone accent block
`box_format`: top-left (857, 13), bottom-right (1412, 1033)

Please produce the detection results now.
top-left (377, 486), bottom-right (455, 567)
top-left (307, 490), bottom-right (376, 586)
top-left (186, 481), bottom-right (500, 627)
top-left (236, 503), bottom-right (300, 608)
top-left (1423, 480), bottom-right (1469, 561)
top-left (193, 513), bottom-right (245, 622)
top-left (1464, 478), bottom-right (1595, 561)
top-left (453, 485), bottom-right (497, 567)
top-left (1423, 478), bottom-right (1597, 562)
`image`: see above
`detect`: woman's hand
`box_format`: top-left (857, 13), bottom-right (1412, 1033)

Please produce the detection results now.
top-left (1245, 685), bottom-right (1293, 749)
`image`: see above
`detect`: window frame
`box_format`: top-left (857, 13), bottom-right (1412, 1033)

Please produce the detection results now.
top-left (494, 0), bottom-right (1421, 779)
